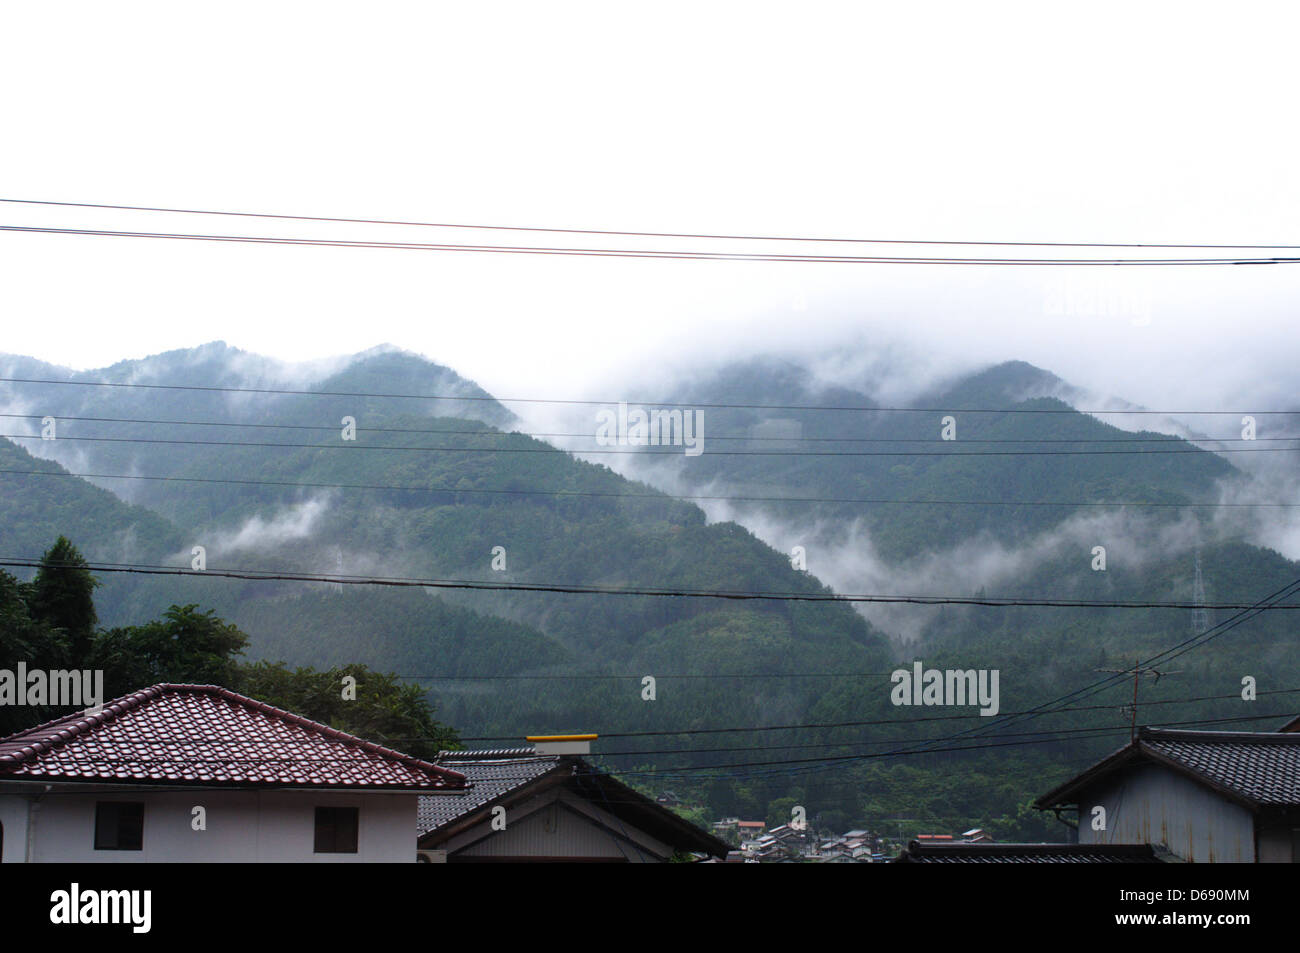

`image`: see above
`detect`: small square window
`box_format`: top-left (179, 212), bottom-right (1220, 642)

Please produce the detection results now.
top-left (94, 802), bottom-right (144, 851)
top-left (314, 806), bottom-right (358, 853)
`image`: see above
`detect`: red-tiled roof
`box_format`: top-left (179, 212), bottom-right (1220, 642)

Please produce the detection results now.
top-left (0, 683), bottom-right (466, 790)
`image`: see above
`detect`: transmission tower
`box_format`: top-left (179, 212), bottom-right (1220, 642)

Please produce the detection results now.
top-left (1190, 548), bottom-right (1209, 635)
top-left (331, 547), bottom-right (344, 593)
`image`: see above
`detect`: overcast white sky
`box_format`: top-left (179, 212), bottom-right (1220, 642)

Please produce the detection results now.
top-left (1, 1), bottom-right (1297, 411)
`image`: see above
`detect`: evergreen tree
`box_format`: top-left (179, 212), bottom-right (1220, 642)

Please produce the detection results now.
top-left (0, 569), bottom-right (66, 734)
top-left (27, 536), bottom-right (98, 664)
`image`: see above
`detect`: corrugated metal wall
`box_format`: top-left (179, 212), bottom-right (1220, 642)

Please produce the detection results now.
top-left (1077, 763), bottom-right (1256, 863)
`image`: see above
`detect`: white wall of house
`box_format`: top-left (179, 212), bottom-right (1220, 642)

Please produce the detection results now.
top-left (0, 795), bottom-right (28, 863)
top-left (0, 788), bottom-right (421, 862)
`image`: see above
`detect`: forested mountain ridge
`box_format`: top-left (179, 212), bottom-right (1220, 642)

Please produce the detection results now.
top-left (618, 356), bottom-right (1236, 561)
top-left (3, 342), bottom-right (1297, 838)
top-left (0, 343), bottom-right (894, 752)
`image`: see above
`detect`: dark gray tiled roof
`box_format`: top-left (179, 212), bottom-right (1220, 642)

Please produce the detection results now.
top-left (894, 841), bottom-right (1161, 863)
top-left (1036, 728), bottom-right (1300, 810)
top-left (1143, 730), bottom-right (1300, 806)
top-left (418, 748), bottom-right (563, 834)
top-left (419, 747), bottom-right (732, 858)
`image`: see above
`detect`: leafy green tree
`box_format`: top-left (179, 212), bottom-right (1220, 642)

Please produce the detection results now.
top-left (0, 569), bottom-right (66, 733)
top-left (234, 660), bottom-right (458, 759)
top-left (706, 778), bottom-right (739, 817)
top-left (92, 604), bottom-right (248, 692)
top-left (767, 796), bottom-right (798, 829)
top-left (0, 569), bottom-right (63, 667)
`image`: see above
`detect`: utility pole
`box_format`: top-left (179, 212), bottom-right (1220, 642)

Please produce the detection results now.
top-left (1095, 661), bottom-right (1180, 741)
top-left (881, 818), bottom-right (916, 846)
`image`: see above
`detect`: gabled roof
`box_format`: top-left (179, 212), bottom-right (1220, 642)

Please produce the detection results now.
top-left (893, 840), bottom-right (1162, 864)
top-left (0, 683), bottom-right (466, 791)
top-left (418, 748), bottom-right (564, 833)
top-left (419, 747), bottom-right (730, 858)
top-left (1036, 727), bottom-right (1300, 811)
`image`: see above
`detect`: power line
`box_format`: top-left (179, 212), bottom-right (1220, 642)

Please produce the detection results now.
top-left (406, 672), bottom-right (896, 681)
top-left (4, 431), bottom-right (1295, 457)
top-left (451, 687), bottom-right (1300, 740)
top-left (3, 464), bottom-right (1296, 510)
top-left (18, 688), bottom-right (1287, 748)
top-left (5, 222), bottom-right (1283, 266)
top-left (5, 223), bottom-right (1300, 266)
top-left (6, 556), bottom-right (1300, 611)
top-left (4, 196), bottom-right (1298, 250)
top-left (4, 374), bottom-right (1298, 416)
top-left (565, 713), bottom-right (1300, 759)
top-left (9, 710), bottom-right (1293, 791)
top-left (658, 574), bottom-right (1300, 784)
top-left (582, 709), bottom-right (1300, 792)
top-left (13, 714), bottom-right (1290, 776)
top-left (5, 410), bottom-right (1291, 445)
top-left (948, 571), bottom-right (1300, 746)
top-left (537, 712), bottom-right (1300, 779)
top-left (5, 717), bottom-right (1268, 768)
top-left (50, 707), bottom-right (1244, 792)
top-left (935, 575), bottom-right (1300, 751)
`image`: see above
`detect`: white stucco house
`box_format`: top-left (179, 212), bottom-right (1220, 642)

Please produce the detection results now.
top-left (0, 682), bottom-right (467, 862)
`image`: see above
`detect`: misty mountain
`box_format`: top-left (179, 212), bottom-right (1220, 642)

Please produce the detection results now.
top-left (4, 342), bottom-right (1297, 837)
top-left (0, 438), bottom-right (183, 564)
top-left (0, 342), bottom-right (894, 744)
top-left (616, 356), bottom-right (1236, 560)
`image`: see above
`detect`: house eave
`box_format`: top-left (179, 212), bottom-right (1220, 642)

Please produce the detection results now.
top-left (0, 777), bottom-right (467, 795)
top-left (1034, 735), bottom-right (1270, 813)
top-left (418, 761), bottom-right (729, 859)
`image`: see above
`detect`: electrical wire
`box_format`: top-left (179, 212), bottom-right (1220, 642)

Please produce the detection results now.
top-left (4, 196), bottom-right (1298, 250)
top-left (6, 556), bottom-right (1298, 610)
top-left (921, 575), bottom-right (1300, 752)
top-left (2, 464), bottom-right (1295, 510)
top-left (5, 410), bottom-right (1292, 445)
top-left (17, 713), bottom-right (1291, 780)
top-left (12, 687), bottom-right (1292, 750)
top-left (5, 223), bottom-right (1299, 266)
top-left (4, 431), bottom-right (1296, 457)
top-left (4, 374), bottom-right (1300, 416)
